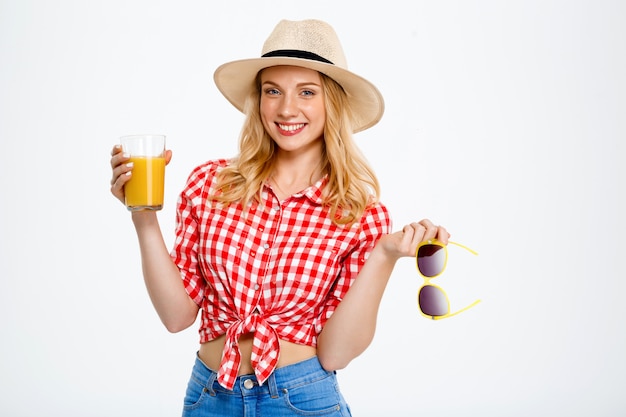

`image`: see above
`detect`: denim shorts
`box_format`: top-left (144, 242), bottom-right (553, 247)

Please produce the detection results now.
top-left (181, 354), bottom-right (352, 417)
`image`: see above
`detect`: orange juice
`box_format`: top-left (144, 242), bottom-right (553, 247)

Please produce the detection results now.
top-left (124, 156), bottom-right (166, 210)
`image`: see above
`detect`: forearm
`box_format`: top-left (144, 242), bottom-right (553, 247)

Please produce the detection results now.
top-left (317, 245), bottom-right (398, 370)
top-left (132, 211), bottom-right (198, 332)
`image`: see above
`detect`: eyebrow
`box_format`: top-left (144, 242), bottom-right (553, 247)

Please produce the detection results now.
top-left (261, 80), bottom-right (321, 89)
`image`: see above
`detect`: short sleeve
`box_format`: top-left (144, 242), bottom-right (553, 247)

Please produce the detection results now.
top-left (170, 164), bottom-right (213, 306)
top-left (315, 202), bottom-right (392, 333)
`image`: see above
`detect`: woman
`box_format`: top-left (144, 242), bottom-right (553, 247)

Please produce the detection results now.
top-left (110, 19), bottom-right (450, 416)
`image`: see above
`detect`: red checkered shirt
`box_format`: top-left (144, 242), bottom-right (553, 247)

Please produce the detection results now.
top-left (171, 159), bottom-right (392, 390)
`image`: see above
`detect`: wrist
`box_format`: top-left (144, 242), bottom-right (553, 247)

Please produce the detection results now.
top-left (131, 210), bottom-right (159, 228)
top-left (366, 241), bottom-right (400, 270)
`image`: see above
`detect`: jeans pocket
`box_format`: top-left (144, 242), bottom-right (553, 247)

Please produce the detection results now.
top-left (182, 373), bottom-right (211, 411)
top-left (282, 374), bottom-right (344, 416)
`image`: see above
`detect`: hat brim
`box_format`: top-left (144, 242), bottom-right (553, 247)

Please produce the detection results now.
top-left (213, 57), bottom-right (384, 133)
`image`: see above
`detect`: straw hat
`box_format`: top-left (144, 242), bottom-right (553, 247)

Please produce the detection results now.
top-left (213, 19), bottom-right (384, 133)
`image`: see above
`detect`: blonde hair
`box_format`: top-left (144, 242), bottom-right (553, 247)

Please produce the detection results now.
top-left (211, 71), bottom-right (380, 225)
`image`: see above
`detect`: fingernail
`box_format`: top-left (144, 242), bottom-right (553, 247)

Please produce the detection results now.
top-left (126, 162), bottom-right (133, 168)
top-left (123, 152), bottom-right (130, 158)
top-left (125, 171), bottom-right (131, 176)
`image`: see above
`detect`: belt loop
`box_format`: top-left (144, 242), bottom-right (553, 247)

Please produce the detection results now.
top-left (205, 369), bottom-right (217, 396)
top-left (196, 352), bottom-right (218, 396)
top-left (267, 372), bottom-right (279, 399)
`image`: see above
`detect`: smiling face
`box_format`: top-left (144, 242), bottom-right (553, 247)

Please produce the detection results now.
top-left (259, 65), bottom-right (326, 158)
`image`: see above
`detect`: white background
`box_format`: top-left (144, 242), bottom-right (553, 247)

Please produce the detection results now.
top-left (1, 1), bottom-right (624, 416)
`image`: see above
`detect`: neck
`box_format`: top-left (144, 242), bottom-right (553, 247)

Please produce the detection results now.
top-left (269, 156), bottom-right (324, 201)
top-left (272, 152), bottom-right (323, 186)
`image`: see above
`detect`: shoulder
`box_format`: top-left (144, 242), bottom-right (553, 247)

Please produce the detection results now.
top-left (180, 159), bottom-right (231, 200)
top-left (359, 200), bottom-right (393, 235)
top-left (185, 158), bottom-right (231, 184)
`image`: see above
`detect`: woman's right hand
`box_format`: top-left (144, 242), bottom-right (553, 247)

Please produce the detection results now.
top-left (109, 145), bottom-right (172, 206)
top-left (109, 144), bottom-right (132, 205)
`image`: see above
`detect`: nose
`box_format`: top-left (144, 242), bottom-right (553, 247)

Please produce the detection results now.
top-left (278, 95), bottom-right (297, 117)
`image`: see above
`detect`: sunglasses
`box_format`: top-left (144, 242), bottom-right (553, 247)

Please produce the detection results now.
top-left (416, 239), bottom-right (481, 320)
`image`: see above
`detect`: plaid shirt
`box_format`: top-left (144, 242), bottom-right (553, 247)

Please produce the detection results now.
top-left (171, 159), bottom-right (392, 390)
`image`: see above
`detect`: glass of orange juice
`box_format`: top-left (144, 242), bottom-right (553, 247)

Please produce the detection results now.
top-left (120, 134), bottom-right (166, 211)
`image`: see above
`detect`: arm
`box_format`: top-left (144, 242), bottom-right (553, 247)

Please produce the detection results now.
top-left (132, 211), bottom-right (199, 332)
top-left (110, 145), bottom-right (199, 333)
top-left (316, 219), bottom-right (449, 370)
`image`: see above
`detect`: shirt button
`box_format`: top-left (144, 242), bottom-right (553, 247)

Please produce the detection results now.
top-left (254, 284), bottom-right (260, 291)
top-left (263, 243), bottom-right (270, 249)
top-left (244, 379), bottom-right (255, 389)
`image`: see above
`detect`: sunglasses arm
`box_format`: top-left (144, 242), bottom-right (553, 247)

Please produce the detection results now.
top-left (430, 299), bottom-right (482, 320)
top-left (448, 241), bottom-right (479, 256)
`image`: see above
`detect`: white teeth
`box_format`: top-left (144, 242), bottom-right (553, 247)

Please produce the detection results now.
top-left (278, 123), bottom-right (304, 131)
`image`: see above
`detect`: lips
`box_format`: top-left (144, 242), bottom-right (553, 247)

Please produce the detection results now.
top-left (276, 123), bottom-right (305, 135)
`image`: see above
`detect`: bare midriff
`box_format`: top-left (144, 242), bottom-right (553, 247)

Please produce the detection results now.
top-left (198, 333), bottom-right (317, 375)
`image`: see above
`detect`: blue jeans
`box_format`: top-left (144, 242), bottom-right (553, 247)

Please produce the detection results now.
top-left (182, 354), bottom-right (352, 416)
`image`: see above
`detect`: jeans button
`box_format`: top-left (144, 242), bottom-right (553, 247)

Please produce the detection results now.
top-left (244, 379), bottom-right (255, 389)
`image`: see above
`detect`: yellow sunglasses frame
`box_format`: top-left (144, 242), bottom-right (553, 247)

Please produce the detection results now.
top-left (416, 239), bottom-right (481, 320)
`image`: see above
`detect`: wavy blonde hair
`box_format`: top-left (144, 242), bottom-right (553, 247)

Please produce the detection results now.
top-left (211, 70), bottom-right (380, 225)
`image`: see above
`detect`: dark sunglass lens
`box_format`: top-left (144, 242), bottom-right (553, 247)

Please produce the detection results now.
top-left (417, 244), bottom-right (446, 277)
top-left (419, 285), bottom-right (448, 316)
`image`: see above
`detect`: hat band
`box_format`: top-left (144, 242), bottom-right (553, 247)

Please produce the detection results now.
top-left (262, 49), bottom-right (334, 65)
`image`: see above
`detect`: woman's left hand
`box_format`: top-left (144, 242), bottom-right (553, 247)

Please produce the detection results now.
top-left (377, 219), bottom-right (450, 261)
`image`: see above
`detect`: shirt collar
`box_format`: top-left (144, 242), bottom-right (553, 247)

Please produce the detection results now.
top-left (298, 175), bottom-right (327, 205)
top-left (264, 175), bottom-right (327, 205)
